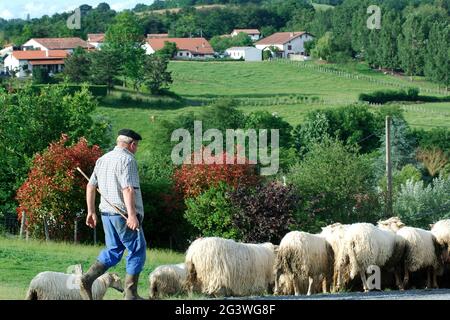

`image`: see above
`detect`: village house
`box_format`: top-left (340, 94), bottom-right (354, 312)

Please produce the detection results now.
top-left (22, 37), bottom-right (93, 53)
top-left (87, 34), bottom-right (105, 49)
top-left (231, 29), bottom-right (261, 41)
top-left (3, 50), bottom-right (68, 77)
top-left (144, 37), bottom-right (215, 60)
top-left (255, 32), bottom-right (314, 59)
top-left (225, 46), bottom-right (262, 61)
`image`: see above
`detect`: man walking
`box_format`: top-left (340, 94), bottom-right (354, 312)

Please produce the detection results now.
top-left (80, 129), bottom-right (146, 300)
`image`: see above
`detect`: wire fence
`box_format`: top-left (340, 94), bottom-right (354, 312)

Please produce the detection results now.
top-left (270, 58), bottom-right (450, 97)
top-left (0, 214), bottom-right (20, 235)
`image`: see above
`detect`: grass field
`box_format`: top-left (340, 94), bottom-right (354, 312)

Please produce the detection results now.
top-left (0, 236), bottom-right (185, 300)
top-left (96, 60), bottom-right (450, 159)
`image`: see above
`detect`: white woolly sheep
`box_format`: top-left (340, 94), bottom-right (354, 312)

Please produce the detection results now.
top-left (380, 217), bottom-right (445, 289)
top-left (319, 223), bottom-right (349, 292)
top-left (26, 272), bottom-right (123, 300)
top-left (185, 237), bottom-right (276, 297)
top-left (431, 219), bottom-right (450, 250)
top-left (335, 222), bottom-right (404, 292)
top-left (149, 263), bottom-right (187, 299)
top-left (274, 231), bottom-right (334, 296)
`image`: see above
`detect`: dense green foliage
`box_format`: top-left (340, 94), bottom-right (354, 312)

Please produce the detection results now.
top-left (0, 85), bottom-right (112, 215)
top-left (288, 138), bottom-right (381, 232)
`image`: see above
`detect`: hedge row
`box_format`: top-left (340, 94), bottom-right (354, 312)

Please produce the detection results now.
top-left (31, 84), bottom-right (108, 97)
top-left (359, 88), bottom-right (450, 104)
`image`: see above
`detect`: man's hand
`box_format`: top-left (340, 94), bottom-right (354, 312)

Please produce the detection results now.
top-left (86, 212), bottom-right (97, 229)
top-left (126, 214), bottom-right (139, 231)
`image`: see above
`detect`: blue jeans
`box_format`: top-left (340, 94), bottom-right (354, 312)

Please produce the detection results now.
top-left (97, 213), bottom-right (146, 275)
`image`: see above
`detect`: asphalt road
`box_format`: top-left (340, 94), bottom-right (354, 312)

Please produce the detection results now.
top-left (232, 289), bottom-right (450, 300)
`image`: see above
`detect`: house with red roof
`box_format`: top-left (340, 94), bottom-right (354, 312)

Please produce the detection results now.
top-left (231, 29), bottom-right (261, 41)
top-left (87, 34), bottom-right (105, 49)
top-left (22, 37), bottom-right (93, 53)
top-left (144, 37), bottom-right (215, 59)
top-left (255, 32), bottom-right (314, 59)
top-left (4, 50), bottom-right (69, 77)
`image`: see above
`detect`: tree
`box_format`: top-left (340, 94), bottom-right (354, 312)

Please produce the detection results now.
top-left (32, 67), bottom-right (50, 84)
top-left (289, 138), bottom-right (380, 233)
top-left (155, 41), bottom-right (178, 59)
top-left (89, 48), bottom-right (121, 91)
top-left (210, 35), bottom-right (233, 53)
top-left (293, 104), bottom-right (380, 156)
top-left (378, 11), bottom-right (402, 72)
top-left (425, 22), bottom-right (449, 89)
top-left (311, 32), bottom-right (334, 61)
top-left (63, 47), bottom-right (91, 83)
top-left (104, 11), bottom-right (146, 89)
top-left (141, 55), bottom-right (173, 94)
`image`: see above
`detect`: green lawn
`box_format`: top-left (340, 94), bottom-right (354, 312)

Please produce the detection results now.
top-left (0, 236), bottom-right (185, 300)
top-left (96, 61), bottom-right (450, 153)
top-left (168, 60), bottom-right (400, 104)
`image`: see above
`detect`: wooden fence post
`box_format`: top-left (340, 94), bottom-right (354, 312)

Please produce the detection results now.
top-left (43, 217), bottom-right (50, 242)
top-left (19, 211), bottom-right (26, 239)
top-left (74, 219), bottom-right (78, 244)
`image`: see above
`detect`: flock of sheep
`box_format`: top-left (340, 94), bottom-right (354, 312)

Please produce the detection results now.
top-left (26, 217), bottom-right (450, 299)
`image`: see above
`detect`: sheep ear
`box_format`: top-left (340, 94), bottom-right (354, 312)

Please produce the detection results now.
top-left (429, 224), bottom-right (434, 229)
top-left (74, 264), bottom-right (83, 275)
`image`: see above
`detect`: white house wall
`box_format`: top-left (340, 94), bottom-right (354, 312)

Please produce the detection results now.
top-left (22, 39), bottom-right (48, 51)
top-left (282, 34), bottom-right (314, 58)
top-left (3, 55), bottom-right (25, 77)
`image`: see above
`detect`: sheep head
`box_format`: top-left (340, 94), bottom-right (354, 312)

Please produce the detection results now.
top-left (108, 273), bottom-right (124, 293)
top-left (377, 216), bottom-right (405, 232)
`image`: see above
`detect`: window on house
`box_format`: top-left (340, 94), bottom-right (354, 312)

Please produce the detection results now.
top-left (179, 52), bottom-right (182, 56)
top-left (288, 45), bottom-right (292, 50)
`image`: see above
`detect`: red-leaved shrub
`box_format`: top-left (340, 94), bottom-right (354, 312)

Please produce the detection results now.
top-left (16, 134), bottom-right (102, 241)
top-left (173, 148), bottom-right (259, 199)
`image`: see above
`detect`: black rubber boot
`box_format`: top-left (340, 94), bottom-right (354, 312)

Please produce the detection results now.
top-left (124, 273), bottom-right (144, 300)
top-left (80, 261), bottom-right (108, 300)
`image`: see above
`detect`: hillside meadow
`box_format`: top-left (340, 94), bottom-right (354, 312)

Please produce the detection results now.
top-left (95, 60), bottom-right (450, 161)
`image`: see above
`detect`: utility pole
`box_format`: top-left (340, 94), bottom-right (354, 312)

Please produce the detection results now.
top-left (385, 116), bottom-right (393, 217)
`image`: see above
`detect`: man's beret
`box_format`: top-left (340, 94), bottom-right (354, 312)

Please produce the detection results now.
top-left (118, 129), bottom-right (142, 141)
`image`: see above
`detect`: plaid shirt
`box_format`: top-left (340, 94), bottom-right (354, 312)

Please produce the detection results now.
top-left (89, 146), bottom-right (144, 217)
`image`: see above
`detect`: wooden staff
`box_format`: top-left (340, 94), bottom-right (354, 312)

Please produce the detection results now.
top-left (76, 167), bottom-right (140, 232)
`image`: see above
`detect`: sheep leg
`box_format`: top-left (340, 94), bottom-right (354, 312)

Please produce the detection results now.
top-left (432, 268), bottom-right (439, 289)
top-left (273, 269), bottom-right (281, 295)
top-left (426, 268), bottom-right (432, 289)
top-left (307, 277), bottom-right (314, 296)
top-left (332, 269), bottom-right (338, 293)
top-left (322, 277), bottom-right (328, 294)
top-left (335, 268), bottom-right (342, 292)
top-left (360, 270), bottom-right (368, 292)
top-left (394, 270), bottom-right (403, 291)
top-left (402, 265), bottom-right (409, 290)
top-left (293, 276), bottom-right (301, 296)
